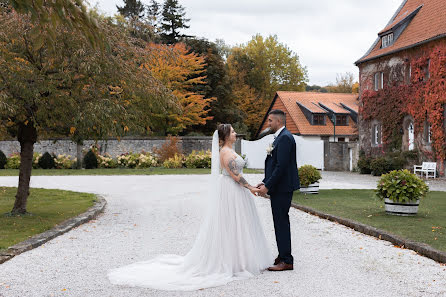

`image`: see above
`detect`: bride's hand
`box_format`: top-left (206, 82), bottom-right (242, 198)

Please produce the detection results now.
top-left (249, 186), bottom-right (260, 196)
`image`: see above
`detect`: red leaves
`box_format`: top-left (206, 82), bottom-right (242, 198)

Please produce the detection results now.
top-left (361, 44), bottom-right (446, 175)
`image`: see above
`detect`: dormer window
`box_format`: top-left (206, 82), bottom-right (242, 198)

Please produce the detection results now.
top-left (336, 115), bottom-right (348, 126)
top-left (381, 32), bottom-right (394, 48)
top-left (313, 114), bottom-right (325, 125)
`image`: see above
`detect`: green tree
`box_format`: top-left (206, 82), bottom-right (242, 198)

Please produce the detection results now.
top-left (160, 0), bottom-right (190, 44)
top-left (146, 0), bottom-right (161, 29)
top-left (227, 34), bottom-right (308, 136)
top-left (184, 37), bottom-right (242, 134)
top-left (0, 8), bottom-right (175, 214)
top-left (117, 0), bottom-right (145, 20)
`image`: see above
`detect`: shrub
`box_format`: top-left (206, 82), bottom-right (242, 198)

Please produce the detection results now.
top-left (137, 152), bottom-right (159, 168)
top-left (0, 150), bottom-right (6, 169)
top-left (298, 165), bottom-right (322, 187)
top-left (401, 150), bottom-right (419, 161)
top-left (184, 150), bottom-right (211, 168)
top-left (83, 150), bottom-right (98, 169)
top-left (357, 155), bottom-right (372, 174)
top-left (98, 154), bottom-right (118, 168)
top-left (163, 154), bottom-right (184, 168)
top-left (6, 153), bottom-right (20, 169)
top-left (370, 157), bottom-right (391, 176)
top-left (117, 152), bottom-right (139, 168)
top-left (38, 152), bottom-right (55, 169)
top-left (375, 169), bottom-right (429, 202)
top-left (54, 154), bottom-right (76, 169)
top-left (370, 154), bottom-right (406, 176)
top-left (153, 135), bottom-right (182, 163)
top-left (32, 152), bottom-right (42, 169)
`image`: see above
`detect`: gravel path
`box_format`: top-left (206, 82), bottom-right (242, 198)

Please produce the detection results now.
top-left (0, 173), bottom-right (445, 297)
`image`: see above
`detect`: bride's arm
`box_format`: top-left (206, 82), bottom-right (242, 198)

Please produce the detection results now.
top-left (220, 151), bottom-right (258, 194)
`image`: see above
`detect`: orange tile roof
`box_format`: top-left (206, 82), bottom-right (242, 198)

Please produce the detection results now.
top-left (356, 0), bottom-right (446, 64)
top-left (298, 101), bottom-right (327, 113)
top-left (378, 5), bottom-right (422, 34)
top-left (259, 92), bottom-right (359, 136)
top-left (319, 102), bottom-right (350, 114)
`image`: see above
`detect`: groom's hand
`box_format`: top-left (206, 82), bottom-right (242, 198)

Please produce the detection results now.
top-left (258, 184), bottom-right (268, 197)
top-left (255, 183), bottom-right (264, 189)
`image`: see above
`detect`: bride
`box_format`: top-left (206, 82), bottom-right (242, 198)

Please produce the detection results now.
top-left (108, 124), bottom-right (273, 291)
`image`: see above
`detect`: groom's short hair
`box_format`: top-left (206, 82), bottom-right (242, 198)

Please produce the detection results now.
top-left (269, 109), bottom-right (286, 124)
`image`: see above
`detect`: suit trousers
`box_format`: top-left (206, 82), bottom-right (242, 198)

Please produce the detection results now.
top-left (270, 191), bottom-right (293, 264)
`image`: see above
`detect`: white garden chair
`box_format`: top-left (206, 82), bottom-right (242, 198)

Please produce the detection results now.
top-left (413, 162), bottom-right (437, 179)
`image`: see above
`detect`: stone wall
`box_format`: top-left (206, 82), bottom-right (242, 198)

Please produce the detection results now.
top-left (0, 136), bottom-right (244, 158)
top-left (324, 141), bottom-right (359, 171)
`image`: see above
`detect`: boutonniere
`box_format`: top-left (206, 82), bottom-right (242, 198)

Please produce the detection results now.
top-left (266, 143), bottom-right (275, 156)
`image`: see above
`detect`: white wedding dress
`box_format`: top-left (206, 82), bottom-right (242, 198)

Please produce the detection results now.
top-left (108, 142), bottom-right (273, 291)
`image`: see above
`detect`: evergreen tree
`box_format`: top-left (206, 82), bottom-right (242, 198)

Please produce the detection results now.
top-left (117, 0), bottom-right (145, 20)
top-left (160, 0), bottom-right (190, 44)
top-left (146, 0), bottom-right (161, 29)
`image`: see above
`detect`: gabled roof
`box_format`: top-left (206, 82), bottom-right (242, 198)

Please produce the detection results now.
top-left (257, 92), bottom-right (359, 137)
top-left (356, 0), bottom-right (446, 65)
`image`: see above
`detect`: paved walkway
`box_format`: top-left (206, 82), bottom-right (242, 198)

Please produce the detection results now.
top-left (0, 172), bottom-right (445, 297)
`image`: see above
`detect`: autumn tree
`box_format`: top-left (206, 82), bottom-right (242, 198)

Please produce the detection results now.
top-left (160, 0), bottom-right (190, 44)
top-left (142, 42), bottom-right (214, 134)
top-left (6, 0), bottom-right (102, 48)
top-left (226, 34), bottom-right (308, 136)
top-left (0, 7), bottom-right (175, 214)
top-left (325, 72), bottom-right (356, 93)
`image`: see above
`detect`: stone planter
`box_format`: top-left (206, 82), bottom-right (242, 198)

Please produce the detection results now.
top-left (384, 198), bottom-right (420, 216)
top-left (299, 182), bottom-right (319, 194)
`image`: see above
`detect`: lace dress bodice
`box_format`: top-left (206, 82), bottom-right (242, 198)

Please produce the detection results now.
top-left (222, 154), bottom-right (245, 176)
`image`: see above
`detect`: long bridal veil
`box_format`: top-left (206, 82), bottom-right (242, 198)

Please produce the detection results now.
top-left (108, 130), bottom-right (273, 291)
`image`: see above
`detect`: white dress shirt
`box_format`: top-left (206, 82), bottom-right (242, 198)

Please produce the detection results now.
top-left (273, 126), bottom-right (285, 139)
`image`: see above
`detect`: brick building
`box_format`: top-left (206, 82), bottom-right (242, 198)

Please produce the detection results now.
top-left (355, 0), bottom-right (446, 175)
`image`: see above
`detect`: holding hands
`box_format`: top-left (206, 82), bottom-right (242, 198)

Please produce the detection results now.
top-left (250, 183), bottom-right (269, 198)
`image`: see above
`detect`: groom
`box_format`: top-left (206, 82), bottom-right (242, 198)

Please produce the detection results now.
top-left (257, 109), bottom-right (300, 271)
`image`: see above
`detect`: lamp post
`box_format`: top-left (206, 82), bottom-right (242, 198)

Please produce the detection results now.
top-left (331, 113), bottom-right (336, 142)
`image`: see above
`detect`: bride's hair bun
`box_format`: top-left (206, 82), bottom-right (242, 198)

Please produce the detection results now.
top-left (217, 124), bottom-right (232, 145)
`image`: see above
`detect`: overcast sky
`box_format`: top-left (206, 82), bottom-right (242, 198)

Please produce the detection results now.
top-left (91, 0), bottom-right (403, 86)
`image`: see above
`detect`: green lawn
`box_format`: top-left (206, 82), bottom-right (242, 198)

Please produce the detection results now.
top-left (293, 189), bottom-right (446, 252)
top-left (0, 168), bottom-right (263, 176)
top-left (0, 187), bottom-right (96, 250)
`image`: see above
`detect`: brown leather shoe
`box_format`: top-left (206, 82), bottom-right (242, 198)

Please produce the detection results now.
top-left (268, 261), bottom-right (293, 271)
top-left (274, 256), bottom-right (280, 265)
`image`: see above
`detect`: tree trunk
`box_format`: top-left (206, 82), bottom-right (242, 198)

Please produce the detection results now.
top-left (11, 122), bottom-right (37, 215)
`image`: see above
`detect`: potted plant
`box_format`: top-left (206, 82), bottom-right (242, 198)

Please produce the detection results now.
top-left (298, 165), bottom-right (322, 194)
top-left (375, 169), bottom-right (429, 216)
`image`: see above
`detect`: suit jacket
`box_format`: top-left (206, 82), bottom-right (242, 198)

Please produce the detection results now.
top-left (263, 127), bottom-right (300, 193)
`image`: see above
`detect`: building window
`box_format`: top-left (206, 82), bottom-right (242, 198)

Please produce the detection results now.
top-left (381, 33), bottom-right (394, 48)
top-left (313, 114), bottom-right (325, 125)
top-left (338, 137), bottom-right (346, 142)
top-left (336, 115), bottom-right (348, 126)
top-left (424, 59), bottom-right (430, 80)
top-left (372, 123), bottom-right (382, 145)
top-left (374, 72), bottom-right (384, 91)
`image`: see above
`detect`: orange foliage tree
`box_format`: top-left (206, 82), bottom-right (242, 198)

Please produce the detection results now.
top-left (142, 42), bottom-right (215, 134)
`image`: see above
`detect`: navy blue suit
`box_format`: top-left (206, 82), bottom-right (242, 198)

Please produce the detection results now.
top-left (263, 127), bottom-right (300, 264)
